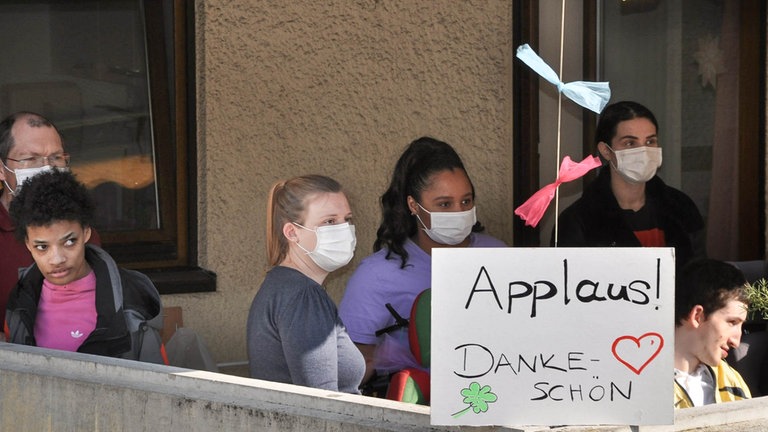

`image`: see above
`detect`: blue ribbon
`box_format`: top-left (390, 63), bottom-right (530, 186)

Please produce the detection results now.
top-left (516, 44), bottom-right (611, 114)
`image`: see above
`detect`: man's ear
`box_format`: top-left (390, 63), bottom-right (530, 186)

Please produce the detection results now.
top-left (687, 305), bottom-right (706, 328)
top-left (282, 222), bottom-right (298, 242)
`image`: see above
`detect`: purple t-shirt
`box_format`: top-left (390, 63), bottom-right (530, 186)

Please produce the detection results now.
top-left (339, 233), bottom-right (506, 372)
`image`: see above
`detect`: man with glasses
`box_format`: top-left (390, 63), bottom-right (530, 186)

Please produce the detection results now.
top-left (0, 111), bottom-right (100, 326)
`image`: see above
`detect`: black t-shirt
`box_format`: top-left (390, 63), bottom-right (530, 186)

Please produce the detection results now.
top-left (622, 199), bottom-right (666, 247)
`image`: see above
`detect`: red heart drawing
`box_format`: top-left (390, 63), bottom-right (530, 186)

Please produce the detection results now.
top-left (611, 332), bottom-right (664, 375)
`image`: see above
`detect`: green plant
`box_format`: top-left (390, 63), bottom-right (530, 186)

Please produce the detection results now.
top-left (745, 278), bottom-right (768, 321)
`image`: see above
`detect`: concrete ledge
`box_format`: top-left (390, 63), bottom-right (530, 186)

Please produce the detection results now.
top-left (0, 343), bottom-right (477, 431)
top-left (0, 344), bottom-right (765, 431)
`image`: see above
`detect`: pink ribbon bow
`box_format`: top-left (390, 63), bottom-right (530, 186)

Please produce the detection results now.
top-left (514, 155), bottom-right (602, 227)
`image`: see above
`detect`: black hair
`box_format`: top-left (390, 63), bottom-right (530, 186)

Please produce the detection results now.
top-left (595, 101), bottom-right (659, 147)
top-left (674, 258), bottom-right (749, 326)
top-left (9, 169), bottom-right (95, 242)
top-left (374, 136), bottom-right (478, 268)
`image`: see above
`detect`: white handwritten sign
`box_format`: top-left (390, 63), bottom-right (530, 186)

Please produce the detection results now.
top-left (431, 248), bottom-right (674, 426)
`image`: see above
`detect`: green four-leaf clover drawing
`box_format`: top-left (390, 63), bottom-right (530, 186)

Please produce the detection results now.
top-left (451, 382), bottom-right (498, 418)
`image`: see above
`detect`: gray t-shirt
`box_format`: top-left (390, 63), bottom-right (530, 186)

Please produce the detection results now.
top-left (247, 266), bottom-right (364, 393)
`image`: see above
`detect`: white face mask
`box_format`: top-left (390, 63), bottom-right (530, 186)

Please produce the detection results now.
top-left (415, 203), bottom-right (476, 245)
top-left (607, 146), bottom-right (662, 184)
top-left (293, 222), bottom-right (356, 272)
top-left (1, 164), bottom-right (56, 195)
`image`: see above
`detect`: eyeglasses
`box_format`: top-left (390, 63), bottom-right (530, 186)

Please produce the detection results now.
top-left (6, 153), bottom-right (71, 168)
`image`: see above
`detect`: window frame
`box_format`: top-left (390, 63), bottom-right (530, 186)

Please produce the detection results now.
top-left (512, 0), bottom-right (541, 246)
top-left (99, 0), bottom-right (215, 294)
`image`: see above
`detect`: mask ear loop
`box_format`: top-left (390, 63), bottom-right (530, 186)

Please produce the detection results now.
top-left (414, 213), bottom-right (429, 232)
top-left (291, 222), bottom-right (316, 255)
top-left (411, 201), bottom-right (432, 232)
top-left (1, 162), bottom-right (16, 196)
top-left (292, 221), bottom-right (314, 232)
top-left (600, 143), bottom-right (620, 172)
top-left (406, 195), bottom-right (420, 217)
top-left (406, 196), bottom-right (427, 231)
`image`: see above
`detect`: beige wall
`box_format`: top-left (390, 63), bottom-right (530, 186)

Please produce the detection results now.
top-left (161, 1), bottom-right (515, 364)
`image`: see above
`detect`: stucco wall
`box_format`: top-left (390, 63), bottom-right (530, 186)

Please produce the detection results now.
top-left (161, 1), bottom-right (515, 364)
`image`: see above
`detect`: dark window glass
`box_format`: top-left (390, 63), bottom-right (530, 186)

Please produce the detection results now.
top-left (0, 0), bottom-right (215, 293)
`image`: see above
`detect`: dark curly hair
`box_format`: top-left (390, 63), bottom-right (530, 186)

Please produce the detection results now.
top-left (9, 169), bottom-right (95, 242)
top-left (374, 136), bottom-right (481, 268)
top-left (675, 258), bottom-right (749, 327)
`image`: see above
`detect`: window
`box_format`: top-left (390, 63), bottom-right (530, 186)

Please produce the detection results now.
top-left (0, 0), bottom-right (215, 293)
top-left (513, 0), bottom-right (765, 258)
top-left (593, 0), bottom-right (765, 260)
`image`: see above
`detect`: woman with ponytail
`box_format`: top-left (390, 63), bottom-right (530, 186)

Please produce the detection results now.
top-left (339, 137), bottom-right (506, 387)
top-left (247, 174), bottom-right (364, 393)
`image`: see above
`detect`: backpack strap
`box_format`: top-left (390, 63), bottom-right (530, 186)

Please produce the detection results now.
top-left (374, 303), bottom-right (409, 336)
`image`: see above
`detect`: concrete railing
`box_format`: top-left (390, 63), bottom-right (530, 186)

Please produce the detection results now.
top-left (0, 343), bottom-right (764, 431)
